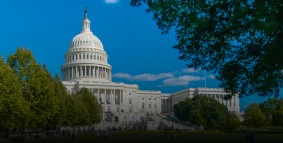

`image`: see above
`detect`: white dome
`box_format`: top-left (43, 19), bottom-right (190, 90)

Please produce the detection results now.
top-left (69, 33), bottom-right (103, 50)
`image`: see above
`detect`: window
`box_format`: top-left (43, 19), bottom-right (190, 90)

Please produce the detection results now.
top-left (94, 55), bottom-right (96, 60)
top-left (129, 99), bottom-right (132, 104)
top-left (90, 55), bottom-right (92, 59)
top-left (93, 91), bottom-right (95, 94)
top-left (83, 54), bottom-right (85, 59)
top-left (68, 90), bottom-right (70, 94)
top-left (149, 104), bottom-right (151, 108)
top-left (154, 104), bottom-right (156, 108)
top-left (142, 98), bottom-right (144, 100)
top-left (149, 98), bottom-right (151, 100)
top-left (129, 108), bottom-right (132, 112)
top-left (142, 102), bottom-right (145, 108)
top-left (154, 98), bottom-right (156, 100)
top-left (79, 55), bottom-right (81, 59)
top-left (76, 55), bottom-right (78, 60)
top-left (87, 69), bottom-right (89, 75)
top-left (99, 92), bottom-right (101, 94)
top-left (107, 107), bottom-right (110, 112)
top-left (129, 92), bottom-right (131, 95)
top-left (106, 92), bottom-right (108, 94)
top-left (117, 107), bottom-right (119, 112)
top-left (73, 55), bottom-right (74, 60)
top-left (87, 54), bottom-right (89, 59)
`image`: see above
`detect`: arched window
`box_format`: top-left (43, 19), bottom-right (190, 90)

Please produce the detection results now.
top-left (94, 55), bottom-right (96, 60)
top-left (90, 55), bottom-right (92, 59)
top-left (79, 54), bottom-right (81, 59)
top-left (87, 54), bottom-right (89, 59)
top-left (76, 55), bottom-right (78, 60)
top-left (83, 54), bottom-right (85, 59)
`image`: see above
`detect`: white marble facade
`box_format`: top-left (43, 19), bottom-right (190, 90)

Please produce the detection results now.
top-left (60, 10), bottom-right (240, 130)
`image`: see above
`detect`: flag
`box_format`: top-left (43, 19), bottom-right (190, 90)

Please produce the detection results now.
top-left (100, 69), bottom-right (105, 73)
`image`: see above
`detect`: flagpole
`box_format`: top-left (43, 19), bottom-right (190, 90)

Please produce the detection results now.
top-left (204, 70), bottom-right (206, 88)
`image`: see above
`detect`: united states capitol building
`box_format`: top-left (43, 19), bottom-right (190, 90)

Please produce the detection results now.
top-left (60, 9), bottom-right (240, 131)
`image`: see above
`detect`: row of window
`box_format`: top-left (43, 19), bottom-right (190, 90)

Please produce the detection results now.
top-left (92, 91), bottom-right (132, 95)
top-left (141, 98), bottom-right (156, 100)
top-left (67, 54), bottom-right (106, 62)
top-left (141, 103), bottom-right (157, 109)
top-left (70, 40), bottom-right (101, 47)
top-left (106, 107), bottom-right (134, 113)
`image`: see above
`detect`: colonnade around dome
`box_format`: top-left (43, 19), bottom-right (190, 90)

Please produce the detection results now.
top-left (61, 65), bottom-right (111, 80)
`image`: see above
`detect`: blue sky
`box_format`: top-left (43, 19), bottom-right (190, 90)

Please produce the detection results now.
top-left (0, 0), bottom-right (282, 111)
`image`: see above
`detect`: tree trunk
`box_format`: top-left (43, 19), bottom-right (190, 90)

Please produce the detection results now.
top-left (22, 120), bottom-right (26, 141)
top-left (43, 125), bottom-right (45, 139)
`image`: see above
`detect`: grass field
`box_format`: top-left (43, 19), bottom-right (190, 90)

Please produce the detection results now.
top-left (25, 131), bottom-right (283, 143)
top-left (236, 125), bottom-right (283, 132)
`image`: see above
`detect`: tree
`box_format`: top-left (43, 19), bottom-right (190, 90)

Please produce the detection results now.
top-left (227, 112), bottom-right (241, 132)
top-left (130, 0), bottom-right (283, 99)
top-left (6, 47), bottom-right (38, 138)
top-left (46, 73), bottom-right (68, 134)
top-left (173, 95), bottom-right (229, 129)
top-left (258, 98), bottom-right (281, 129)
top-left (271, 98), bottom-right (283, 130)
top-left (76, 88), bottom-right (102, 131)
top-left (0, 55), bottom-right (29, 132)
top-left (6, 47), bottom-right (60, 138)
top-left (243, 103), bottom-right (268, 130)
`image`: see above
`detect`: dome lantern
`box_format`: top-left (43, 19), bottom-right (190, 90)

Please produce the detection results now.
top-left (80, 7), bottom-right (92, 34)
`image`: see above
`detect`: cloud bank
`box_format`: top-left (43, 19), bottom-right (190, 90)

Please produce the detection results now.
top-left (207, 74), bottom-right (216, 79)
top-left (158, 75), bottom-right (204, 87)
top-left (112, 73), bottom-right (175, 81)
top-left (181, 68), bottom-right (200, 73)
top-left (104, 0), bottom-right (118, 3)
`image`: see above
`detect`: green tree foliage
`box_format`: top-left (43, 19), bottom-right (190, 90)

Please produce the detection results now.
top-left (0, 55), bottom-right (29, 131)
top-left (130, 0), bottom-right (283, 99)
top-left (271, 99), bottom-right (283, 129)
top-left (173, 95), bottom-right (229, 129)
top-left (227, 112), bottom-right (241, 131)
top-left (71, 92), bottom-right (89, 128)
top-left (76, 88), bottom-right (102, 128)
top-left (259, 98), bottom-right (280, 124)
top-left (243, 103), bottom-right (268, 130)
top-left (46, 74), bottom-right (67, 132)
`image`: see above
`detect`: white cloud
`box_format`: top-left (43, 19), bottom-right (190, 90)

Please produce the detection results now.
top-left (158, 75), bottom-right (203, 87)
top-left (207, 74), bottom-right (216, 79)
top-left (182, 68), bottom-right (200, 73)
top-left (112, 72), bottom-right (175, 81)
top-left (104, 0), bottom-right (118, 3)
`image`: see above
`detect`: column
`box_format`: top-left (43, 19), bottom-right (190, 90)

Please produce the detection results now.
top-left (120, 90), bottom-right (122, 103)
top-left (145, 96), bottom-right (148, 110)
top-left (75, 66), bottom-right (77, 77)
top-left (92, 66), bottom-right (94, 77)
top-left (80, 66), bottom-right (82, 77)
top-left (84, 66), bottom-right (86, 77)
top-left (71, 67), bottom-right (73, 78)
top-left (111, 89), bottom-right (113, 104)
top-left (164, 99), bottom-right (167, 112)
top-left (96, 67), bottom-right (98, 78)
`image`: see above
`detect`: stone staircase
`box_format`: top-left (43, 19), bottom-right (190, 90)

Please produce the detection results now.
top-left (149, 113), bottom-right (198, 130)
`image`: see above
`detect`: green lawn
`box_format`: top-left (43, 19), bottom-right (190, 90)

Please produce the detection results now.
top-left (25, 131), bottom-right (283, 143)
top-left (236, 125), bottom-right (283, 132)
